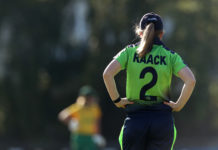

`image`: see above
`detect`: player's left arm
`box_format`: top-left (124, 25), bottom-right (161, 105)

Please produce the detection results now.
top-left (103, 59), bottom-right (133, 108)
top-left (103, 59), bottom-right (121, 100)
top-left (164, 66), bottom-right (196, 111)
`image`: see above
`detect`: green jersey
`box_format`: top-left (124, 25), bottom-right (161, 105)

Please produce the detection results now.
top-left (114, 38), bottom-right (186, 105)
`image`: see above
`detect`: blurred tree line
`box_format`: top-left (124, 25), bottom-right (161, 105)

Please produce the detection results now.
top-left (0, 0), bottom-right (218, 145)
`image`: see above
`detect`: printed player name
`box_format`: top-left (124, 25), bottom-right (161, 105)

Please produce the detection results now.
top-left (133, 53), bottom-right (167, 65)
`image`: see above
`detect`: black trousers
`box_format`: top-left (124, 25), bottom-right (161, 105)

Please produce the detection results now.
top-left (119, 104), bottom-right (176, 150)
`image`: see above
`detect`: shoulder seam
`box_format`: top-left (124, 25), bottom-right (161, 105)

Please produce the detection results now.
top-left (160, 45), bottom-right (175, 54)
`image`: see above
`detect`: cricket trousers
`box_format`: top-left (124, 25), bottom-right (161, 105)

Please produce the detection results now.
top-left (119, 103), bottom-right (177, 150)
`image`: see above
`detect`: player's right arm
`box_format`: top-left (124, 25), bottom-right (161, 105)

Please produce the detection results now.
top-left (164, 66), bottom-right (196, 112)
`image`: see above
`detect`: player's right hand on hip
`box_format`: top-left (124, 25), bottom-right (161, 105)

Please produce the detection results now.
top-left (163, 101), bottom-right (182, 112)
top-left (115, 97), bottom-right (134, 108)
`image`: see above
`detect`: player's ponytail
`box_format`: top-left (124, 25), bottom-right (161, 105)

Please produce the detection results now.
top-left (136, 23), bottom-right (155, 58)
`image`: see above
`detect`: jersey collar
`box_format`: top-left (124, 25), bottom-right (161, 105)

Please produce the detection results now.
top-left (153, 37), bottom-right (164, 46)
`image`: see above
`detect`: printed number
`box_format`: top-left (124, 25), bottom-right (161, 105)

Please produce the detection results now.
top-left (140, 67), bottom-right (158, 101)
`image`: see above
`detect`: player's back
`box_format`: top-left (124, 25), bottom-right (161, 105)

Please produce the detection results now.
top-left (115, 38), bottom-right (186, 106)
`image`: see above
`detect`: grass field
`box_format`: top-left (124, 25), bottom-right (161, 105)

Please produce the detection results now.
top-left (1, 137), bottom-right (218, 150)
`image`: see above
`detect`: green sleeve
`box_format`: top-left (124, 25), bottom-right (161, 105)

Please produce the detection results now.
top-left (113, 48), bottom-right (128, 70)
top-left (172, 52), bottom-right (186, 76)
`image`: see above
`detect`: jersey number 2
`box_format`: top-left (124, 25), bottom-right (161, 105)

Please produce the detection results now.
top-left (140, 67), bottom-right (157, 101)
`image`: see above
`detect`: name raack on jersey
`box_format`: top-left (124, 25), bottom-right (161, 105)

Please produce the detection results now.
top-left (133, 53), bottom-right (167, 65)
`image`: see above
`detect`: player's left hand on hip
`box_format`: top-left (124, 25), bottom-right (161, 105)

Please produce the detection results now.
top-left (115, 97), bottom-right (134, 108)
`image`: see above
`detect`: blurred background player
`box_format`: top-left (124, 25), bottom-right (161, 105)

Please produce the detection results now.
top-left (58, 85), bottom-right (106, 150)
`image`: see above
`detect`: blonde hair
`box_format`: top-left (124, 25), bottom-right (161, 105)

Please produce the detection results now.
top-left (136, 23), bottom-right (162, 58)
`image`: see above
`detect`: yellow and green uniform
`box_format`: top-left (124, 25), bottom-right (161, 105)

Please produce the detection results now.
top-left (66, 102), bottom-right (101, 150)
